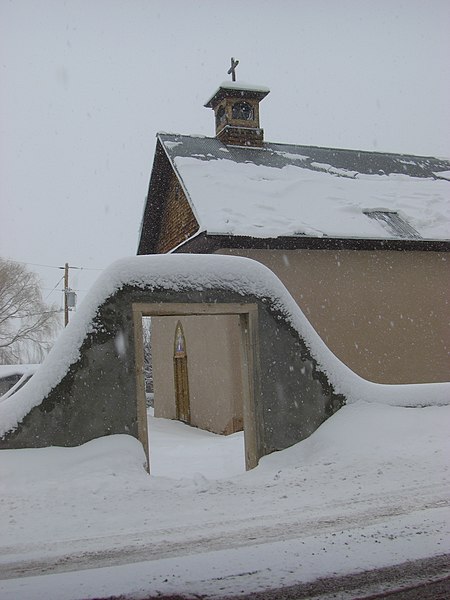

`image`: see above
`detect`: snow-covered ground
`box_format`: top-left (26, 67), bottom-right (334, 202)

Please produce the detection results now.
top-left (0, 401), bottom-right (448, 599)
top-left (147, 408), bottom-right (246, 478)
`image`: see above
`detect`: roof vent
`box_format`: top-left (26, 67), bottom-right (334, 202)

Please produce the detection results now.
top-left (363, 210), bottom-right (421, 239)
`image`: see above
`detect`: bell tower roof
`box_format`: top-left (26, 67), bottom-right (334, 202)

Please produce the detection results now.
top-left (204, 81), bottom-right (270, 109)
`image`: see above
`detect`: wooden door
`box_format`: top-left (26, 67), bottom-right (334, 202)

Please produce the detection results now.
top-left (173, 321), bottom-right (190, 423)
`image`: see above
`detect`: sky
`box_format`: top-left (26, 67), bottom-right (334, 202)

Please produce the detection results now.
top-left (1, 0), bottom-right (450, 313)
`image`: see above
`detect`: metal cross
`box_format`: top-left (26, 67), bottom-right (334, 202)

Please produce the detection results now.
top-left (227, 57), bottom-right (239, 82)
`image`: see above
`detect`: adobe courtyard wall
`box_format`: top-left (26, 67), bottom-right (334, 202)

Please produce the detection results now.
top-left (0, 255), bottom-right (347, 470)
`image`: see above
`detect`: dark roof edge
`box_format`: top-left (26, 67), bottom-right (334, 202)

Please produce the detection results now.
top-left (267, 140), bottom-right (449, 162)
top-left (173, 233), bottom-right (450, 254)
top-left (157, 132), bottom-right (450, 163)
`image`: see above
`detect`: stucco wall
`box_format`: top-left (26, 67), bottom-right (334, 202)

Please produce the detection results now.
top-left (152, 314), bottom-right (244, 434)
top-left (217, 248), bottom-right (450, 384)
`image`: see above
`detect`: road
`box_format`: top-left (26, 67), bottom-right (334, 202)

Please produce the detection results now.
top-left (98, 555), bottom-right (449, 600)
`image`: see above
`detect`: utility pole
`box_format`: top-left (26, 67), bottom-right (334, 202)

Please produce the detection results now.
top-left (59, 263), bottom-right (78, 327)
top-left (64, 262), bottom-right (69, 326)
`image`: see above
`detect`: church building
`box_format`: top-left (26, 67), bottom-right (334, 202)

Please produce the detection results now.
top-left (138, 68), bottom-right (450, 434)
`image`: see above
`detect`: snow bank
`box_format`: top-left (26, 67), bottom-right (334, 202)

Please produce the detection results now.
top-left (0, 434), bottom-right (147, 488)
top-left (0, 254), bottom-right (448, 438)
top-left (257, 401), bottom-right (450, 473)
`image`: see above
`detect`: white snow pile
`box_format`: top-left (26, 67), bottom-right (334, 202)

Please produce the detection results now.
top-left (171, 154), bottom-right (450, 240)
top-left (0, 402), bottom-right (449, 599)
top-left (0, 254), bottom-right (448, 438)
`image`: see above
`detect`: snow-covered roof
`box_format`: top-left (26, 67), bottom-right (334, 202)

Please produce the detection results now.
top-left (204, 81), bottom-right (270, 107)
top-left (0, 364), bottom-right (39, 379)
top-left (215, 81), bottom-right (270, 93)
top-left (0, 364), bottom-right (39, 402)
top-left (158, 134), bottom-right (450, 242)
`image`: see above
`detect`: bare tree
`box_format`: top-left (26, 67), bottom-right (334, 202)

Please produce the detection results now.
top-left (0, 258), bottom-right (61, 364)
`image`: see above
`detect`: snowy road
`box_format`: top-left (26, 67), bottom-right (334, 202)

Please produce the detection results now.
top-left (1, 402), bottom-right (449, 598)
top-left (212, 555), bottom-right (450, 600)
top-left (1, 487), bottom-right (448, 580)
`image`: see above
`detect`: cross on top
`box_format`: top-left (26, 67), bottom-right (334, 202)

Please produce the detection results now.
top-left (227, 57), bottom-right (239, 82)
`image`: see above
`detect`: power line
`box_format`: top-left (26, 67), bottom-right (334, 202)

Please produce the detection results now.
top-left (58, 264), bottom-right (103, 271)
top-left (44, 275), bottom-right (65, 301)
top-left (10, 260), bottom-right (62, 269)
top-left (8, 259), bottom-right (103, 271)
top-left (43, 287), bottom-right (89, 292)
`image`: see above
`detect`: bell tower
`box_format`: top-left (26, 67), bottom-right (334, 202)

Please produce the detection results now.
top-left (204, 58), bottom-right (270, 147)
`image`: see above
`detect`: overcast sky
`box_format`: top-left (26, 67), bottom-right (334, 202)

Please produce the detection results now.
top-left (1, 0), bottom-right (449, 309)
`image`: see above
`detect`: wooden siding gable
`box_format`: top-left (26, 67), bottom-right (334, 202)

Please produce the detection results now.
top-left (138, 138), bottom-right (200, 255)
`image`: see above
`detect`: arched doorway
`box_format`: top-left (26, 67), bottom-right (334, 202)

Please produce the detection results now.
top-left (173, 321), bottom-right (190, 424)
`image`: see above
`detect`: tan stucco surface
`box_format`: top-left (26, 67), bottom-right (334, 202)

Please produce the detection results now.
top-left (152, 314), bottom-right (244, 433)
top-left (217, 248), bottom-right (449, 384)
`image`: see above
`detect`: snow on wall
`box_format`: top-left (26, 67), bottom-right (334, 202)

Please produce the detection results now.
top-left (0, 255), bottom-right (448, 439)
top-left (172, 156), bottom-right (450, 240)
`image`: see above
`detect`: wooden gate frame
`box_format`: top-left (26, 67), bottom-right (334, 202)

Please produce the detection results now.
top-left (132, 302), bottom-right (259, 472)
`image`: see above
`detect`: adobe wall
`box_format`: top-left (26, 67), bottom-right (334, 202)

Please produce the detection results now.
top-left (0, 290), bottom-right (141, 449)
top-left (0, 279), bottom-right (345, 469)
top-left (217, 248), bottom-right (450, 383)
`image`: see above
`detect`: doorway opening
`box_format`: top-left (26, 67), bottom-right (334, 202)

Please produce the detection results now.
top-left (133, 303), bottom-right (258, 477)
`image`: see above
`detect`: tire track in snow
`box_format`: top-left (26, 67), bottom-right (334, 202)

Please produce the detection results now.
top-left (1, 491), bottom-right (448, 580)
